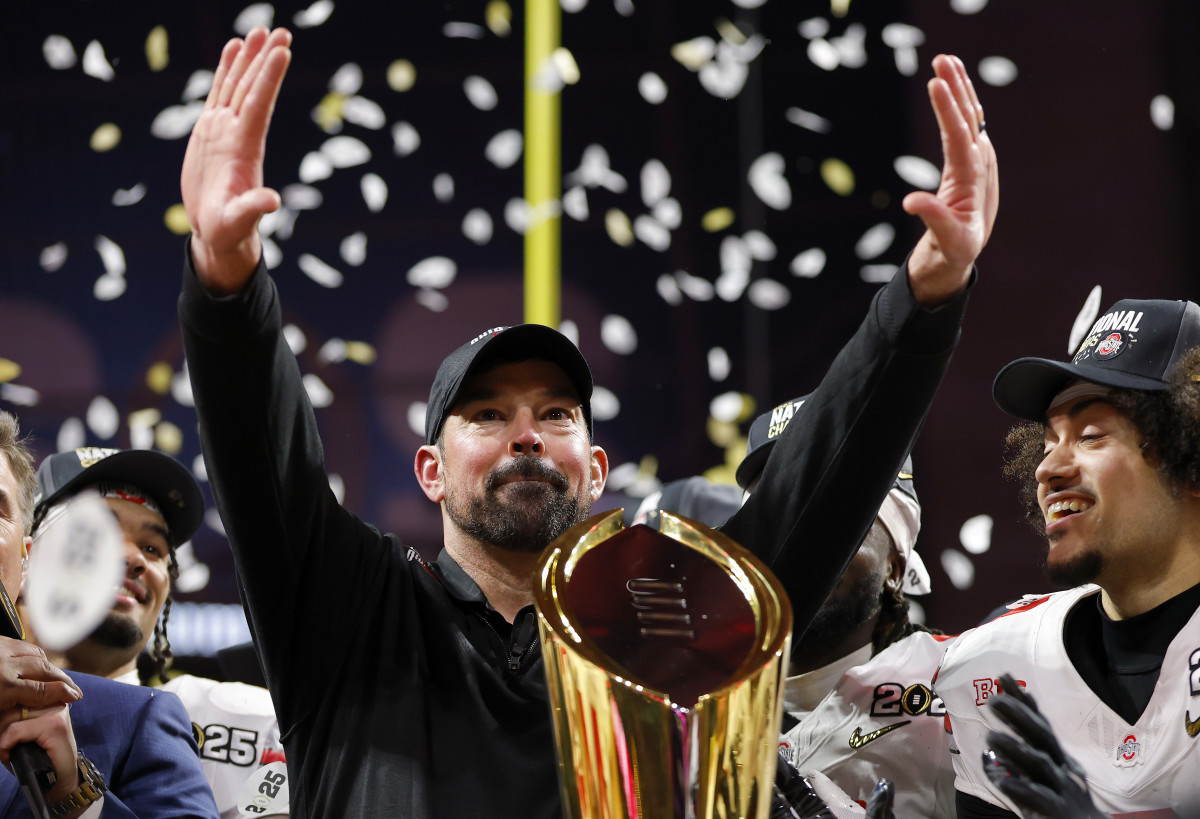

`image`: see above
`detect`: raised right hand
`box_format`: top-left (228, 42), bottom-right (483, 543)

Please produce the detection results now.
top-left (181, 26), bottom-right (293, 295)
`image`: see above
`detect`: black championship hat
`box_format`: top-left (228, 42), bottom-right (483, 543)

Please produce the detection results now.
top-left (33, 447), bottom-right (205, 547)
top-left (734, 395), bottom-right (809, 490)
top-left (425, 324), bottom-right (594, 445)
top-left (993, 298), bottom-right (1200, 421)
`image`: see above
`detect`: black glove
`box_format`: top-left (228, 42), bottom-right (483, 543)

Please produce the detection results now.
top-left (772, 753), bottom-right (835, 819)
top-left (981, 672), bottom-right (1105, 819)
top-left (864, 779), bottom-right (895, 819)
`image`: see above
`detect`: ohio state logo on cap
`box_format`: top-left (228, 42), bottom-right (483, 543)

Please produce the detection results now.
top-left (1094, 331), bottom-right (1125, 359)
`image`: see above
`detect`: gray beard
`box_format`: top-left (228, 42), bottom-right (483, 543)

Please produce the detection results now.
top-left (88, 612), bottom-right (145, 651)
top-left (445, 455), bottom-right (591, 553)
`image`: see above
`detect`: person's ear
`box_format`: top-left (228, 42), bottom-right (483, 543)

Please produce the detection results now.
top-left (588, 446), bottom-right (609, 502)
top-left (415, 445), bottom-right (445, 503)
top-left (885, 545), bottom-right (904, 592)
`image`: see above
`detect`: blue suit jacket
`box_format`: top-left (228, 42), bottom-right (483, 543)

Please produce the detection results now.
top-left (0, 671), bottom-right (218, 817)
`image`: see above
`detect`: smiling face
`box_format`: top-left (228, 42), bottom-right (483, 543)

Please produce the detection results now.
top-left (1036, 395), bottom-right (1188, 591)
top-left (419, 359), bottom-right (608, 553)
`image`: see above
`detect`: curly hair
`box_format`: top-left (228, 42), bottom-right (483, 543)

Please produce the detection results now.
top-left (0, 412), bottom-right (37, 536)
top-left (1003, 345), bottom-right (1200, 529)
top-left (137, 545), bottom-right (180, 686)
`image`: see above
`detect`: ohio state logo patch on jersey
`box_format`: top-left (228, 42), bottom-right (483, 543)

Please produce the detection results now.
top-left (1114, 733), bottom-right (1143, 768)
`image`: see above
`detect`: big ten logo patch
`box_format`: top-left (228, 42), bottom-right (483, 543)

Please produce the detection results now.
top-left (870, 682), bottom-right (945, 718)
top-left (198, 723), bottom-right (260, 767)
top-left (972, 677), bottom-right (1026, 706)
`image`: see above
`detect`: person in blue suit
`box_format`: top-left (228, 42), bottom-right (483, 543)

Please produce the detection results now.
top-left (0, 411), bottom-right (218, 818)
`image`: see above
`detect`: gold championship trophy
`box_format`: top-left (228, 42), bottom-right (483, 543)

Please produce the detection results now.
top-left (535, 509), bottom-right (793, 819)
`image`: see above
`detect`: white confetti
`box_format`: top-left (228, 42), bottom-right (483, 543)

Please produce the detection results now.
top-left (86, 396), bottom-right (119, 440)
top-left (328, 62), bottom-right (363, 95)
top-left (361, 173), bottom-right (388, 212)
top-left (0, 383), bottom-right (40, 407)
top-left (748, 152), bottom-right (791, 210)
top-left (43, 35), bottom-right (76, 70)
top-left (407, 401), bottom-right (427, 437)
top-left (831, 24), bottom-right (867, 69)
top-left (504, 198), bottom-right (532, 234)
top-left (615, 0), bottom-right (634, 16)
top-left (462, 209), bottom-right (494, 244)
top-left (978, 56), bottom-right (1018, 87)
top-left (708, 348), bottom-right (731, 381)
top-left (797, 18), bottom-right (829, 39)
top-left (57, 417), bottom-right (85, 454)
top-left (293, 0), bottom-right (334, 29)
top-left (205, 507), bottom-right (226, 535)
top-left (652, 197), bottom-right (681, 230)
top-left (1150, 94), bottom-right (1175, 131)
top-left (111, 184), bottom-right (146, 206)
top-left (329, 474), bottom-right (345, 505)
top-left (748, 279), bottom-right (791, 310)
top-left (444, 22), bottom-right (486, 39)
top-left (234, 3), bottom-right (275, 34)
top-left (485, 129), bottom-right (523, 168)
top-left (940, 550), bottom-right (975, 590)
top-left (343, 96), bottom-right (387, 130)
top-left (40, 243), bottom-right (68, 272)
top-left (321, 135), bottom-right (371, 168)
top-left (192, 454), bottom-right (207, 482)
top-left (298, 253), bottom-right (344, 288)
top-left (416, 288), bottom-right (449, 312)
top-left (807, 39), bottom-right (840, 71)
top-left (894, 155), bottom-right (941, 190)
top-left (318, 338), bottom-right (346, 363)
top-left (282, 184), bottom-right (324, 210)
top-left (881, 23), bottom-right (924, 48)
top-left (744, 230), bottom-right (776, 261)
top-left (282, 324), bottom-right (307, 354)
top-left (531, 48), bottom-right (580, 92)
top-left (732, 0), bottom-right (766, 7)
top-left (464, 76), bottom-right (499, 111)
top-left (567, 145), bottom-right (627, 192)
top-left (791, 248), bottom-right (826, 278)
top-left (700, 47), bottom-right (751, 98)
top-left (717, 237), bottom-right (751, 301)
top-left (340, 232), bottom-right (367, 266)
top-left (433, 173), bottom-right (455, 203)
top-left (656, 274), bottom-right (683, 305)
top-left (302, 374), bottom-right (334, 408)
top-left (150, 101), bottom-right (204, 139)
top-left (785, 107), bottom-right (831, 133)
top-left (591, 387), bottom-right (620, 422)
top-left (261, 236), bottom-right (282, 270)
top-left (407, 257), bottom-right (457, 289)
top-left (562, 0), bottom-right (587, 12)
top-left (860, 264), bottom-right (899, 283)
top-left (181, 70), bottom-right (214, 102)
top-left (634, 215), bottom-right (671, 251)
top-left (950, 0), bottom-right (989, 13)
top-left (638, 72), bottom-right (668, 104)
top-left (172, 368), bottom-right (194, 406)
top-left (676, 270), bottom-right (714, 301)
top-left (1068, 285), bottom-right (1103, 355)
top-left (299, 151), bottom-right (334, 183)
top-left (82, 40), bottom-right (115, 81)
top-left (94, 235), bottom-right (125, 277)
top-left (600, 315), bottom-right (638, 355)
top-left (562, 186), bottom-right (589, 221)
top-left (392, 121), bottom-right (421, 156)
top-left (855, 223), bottom-right (896, 260)
top-left (640, 160), bottom-right (671, 207)
top-left (709, 392), bottom-right (744, 423)
top-left (558, 320), bottom-right (579, 346)
top-left (671, 37), bottom-right (716, 71)
top-left (959, 514), bottom-right (993, 555)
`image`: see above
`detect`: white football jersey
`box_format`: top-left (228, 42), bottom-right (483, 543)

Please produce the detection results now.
top-left (778, 631), bottom-right (958, 819)
top-left (160, 674), bottom-right (289, 818)
top-left (934, 586), bottom-right (1200, 816)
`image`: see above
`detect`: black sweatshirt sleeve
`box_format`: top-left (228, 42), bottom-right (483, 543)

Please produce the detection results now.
top-left (956, 789), bottom-right (1020, 818)
top-left (720, 259), bottom-right (972, 638)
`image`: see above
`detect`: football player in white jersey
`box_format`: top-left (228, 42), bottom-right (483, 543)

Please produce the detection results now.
top-left (935, 297), bottom-right (1200, 817)
top-left (735, 404), bottom-right (957, 818)
top-left (28, 447), bottom-right (290, 818)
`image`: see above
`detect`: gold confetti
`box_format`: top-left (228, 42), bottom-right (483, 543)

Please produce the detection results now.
top-left (605, 209), bottom-right (634, 247)
top-left (701, 207), bottom-right (735, 232)
top-left (90, 123), bottom-right (121, 152)
top-left (0, 359), bottom-right (21, 384)
top-left (164, 204), bottom-right (191, 235)
top-left (706, 417), bottom-right (739, 448)
top-left (831, 0), bottom-right (852, 17)
top-left (128, 408), bottom-right (162, 429)
top-left (636, 454), bottom-right (659, 480)
top-left (821, 158), bottom-right (855, 196)
top-left (313, 92), bottom-right (347, 132)
top-left (146, 26), bottom-right (168, 71)
top-left (387, 60), bottom-right (416, 92)
top-left (485, 1), bottom-right (512, 36)
top-left (715, 18), bottom-right (748, 46)
top-left (343, 341), bottom-right (377, 365)
top-left (551, 48), bottom-right (580, 86)
top-left (146, 362), bottom-right (173, 395)
top-left (155, 422), bottom-right (183, 455)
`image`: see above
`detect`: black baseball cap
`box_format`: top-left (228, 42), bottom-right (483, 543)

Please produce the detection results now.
top-left (734, 395), bottom-right (809, 489)
top-left (993, 298), bottom-right (1200, 421)
top-left (33, 448), bottom-right (205, 547)
top-left (425, 324), bottom-right (594, 445)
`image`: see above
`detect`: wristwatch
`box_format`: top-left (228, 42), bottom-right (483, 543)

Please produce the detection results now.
top-left (48, 755), bottom-right (107, 818)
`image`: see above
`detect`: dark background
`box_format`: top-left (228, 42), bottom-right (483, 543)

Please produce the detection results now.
top-left (2, 0), bottom-right (1197, 675)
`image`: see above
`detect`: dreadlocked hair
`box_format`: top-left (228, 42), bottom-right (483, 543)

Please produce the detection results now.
top-left (1003, 345), bottom-right (1200, 531)
top-left (870, 582), bottom-right (940, 657)
top-left (138, 544), bottom-right (180, 686)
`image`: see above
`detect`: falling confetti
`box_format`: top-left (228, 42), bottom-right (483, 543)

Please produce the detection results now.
top-left (894, 155), bottom-right (940, 190)
top-left (82, 40), bottom-right (115, 81)
top-left (702, 207), bottom-right (735, 232)
top-left (567, 145), bottom-right (627, 192)
top-left (416, 289), bottom-right (449, 312)
top-left (146, 363), bottom-right (173, 395)
top-left (0, 360), bottom-right (21, 384)
top-left (958, 514), bottom-right (993, 555)
top-left (343, 96), bottom-right (386, 129)
top-left (302, 374), bottom-right (334, 407)
top-left (299, 151), bottom-right (334, 183)
top-left (340, 232), bottom-right (367, 266)
top-left (940, 550), bottom-right (975, 590)
top-left (112, 184), bottom-right (147, 206)
top-left (181, 71), bottom-right (213, 102)
top-left (361, 173), bottom-right (388, 211)
top-left (146, 26), bottom-right (169, 71)
top-left (43, 35), bottom-right (76, 70)
top-left (58, 418), bottom-right (85, 453)
top-left (392, 122), bottom-right (420, 155)
top-left (791, 248), bottom-right (827, 278)
top-left (743, 231), bottom-right (776, 261)
top-left (1150, 94), bottom-right (1175, 130)
top-left (978, 56), bottom-right (1018, 87)
top-left (656, 275), bottom-right (683, 305)
top-left (748, 153), bottom-right (791, 210)
top-left (881, 23), bottom-right (924, 76)
top-left (151, 102), bottom-right (205, 139)
top-left (293, 0), bottom-right (335, 29)
top-left (485, 129), bottom-right (523, 168)
top-left (591, 387), bottom-right (620, 422)
top-left (298, 253), bottom-right (344, 288)
top-left (633, 216), bottom-right (670, 251)
top-left (652, 198), bottom-right (681, 229)
top-left (854, 222), bottom-right (896, 260)
top-left (0, 384), bottom-right (39, 407)
top-left (462, 209), bottom-right (494, 244)
top-left (445, 22), bottom-right (487, 39)
top-left (638, 72), bottom-right (668, 104)
top-left (463, 76), bottom-right (498, 110)
top-left (1067, 285), bottom-right (1103, 354)
top-left (785, 107), bottom-right (832, 133)
top-left (860, 264), bottom-right (898, 283)
top-left (604, 209), bottom-right (634, 246)
top-left (329, 62), bottom-right (363, 95)
top-left (486, 1), bottom-right (513, 36)
top-left (86, 396), bottom-right (119, 439)
top-left (709, 391), bottom-right (746, 423)
top-left (283, 184), bottom-right (324, 210)
top-left (504, 198), bottom-right (532, 233)
top-left (94, 274), bottom-right (128, 301)
top-left (407, 257), bottom-right (457, 289)
top-left (676, 271), bottom-right (715, 301)
top-left (820, 157), bottom-right (855, 195)
top-left (707, 348), bottom-right (731, 381)
top-left (90, 124), bottom-right (121, 152)
top-left (321, 135), bottom-right (372, 168)
top-left (164, 204), bottom-right (191, 235)
top-left (433, 174), bottom-right (454, 202)
top-left (283, 325), bottom-right (308, 354)
top-left (94, 235), bottom-right (126, 276)
top-left (39, 243), bottom-right (68, 272)
top-left (640, 160), bottom-right (671, 207)
top-left (951, 0), bottom-right (988, 13)
top-left (387, 60), bottom-right (416, 92)
top-left (600, 315), bottom-right (638, 355)
top-left (234, 3), bottom-right (275, 35)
